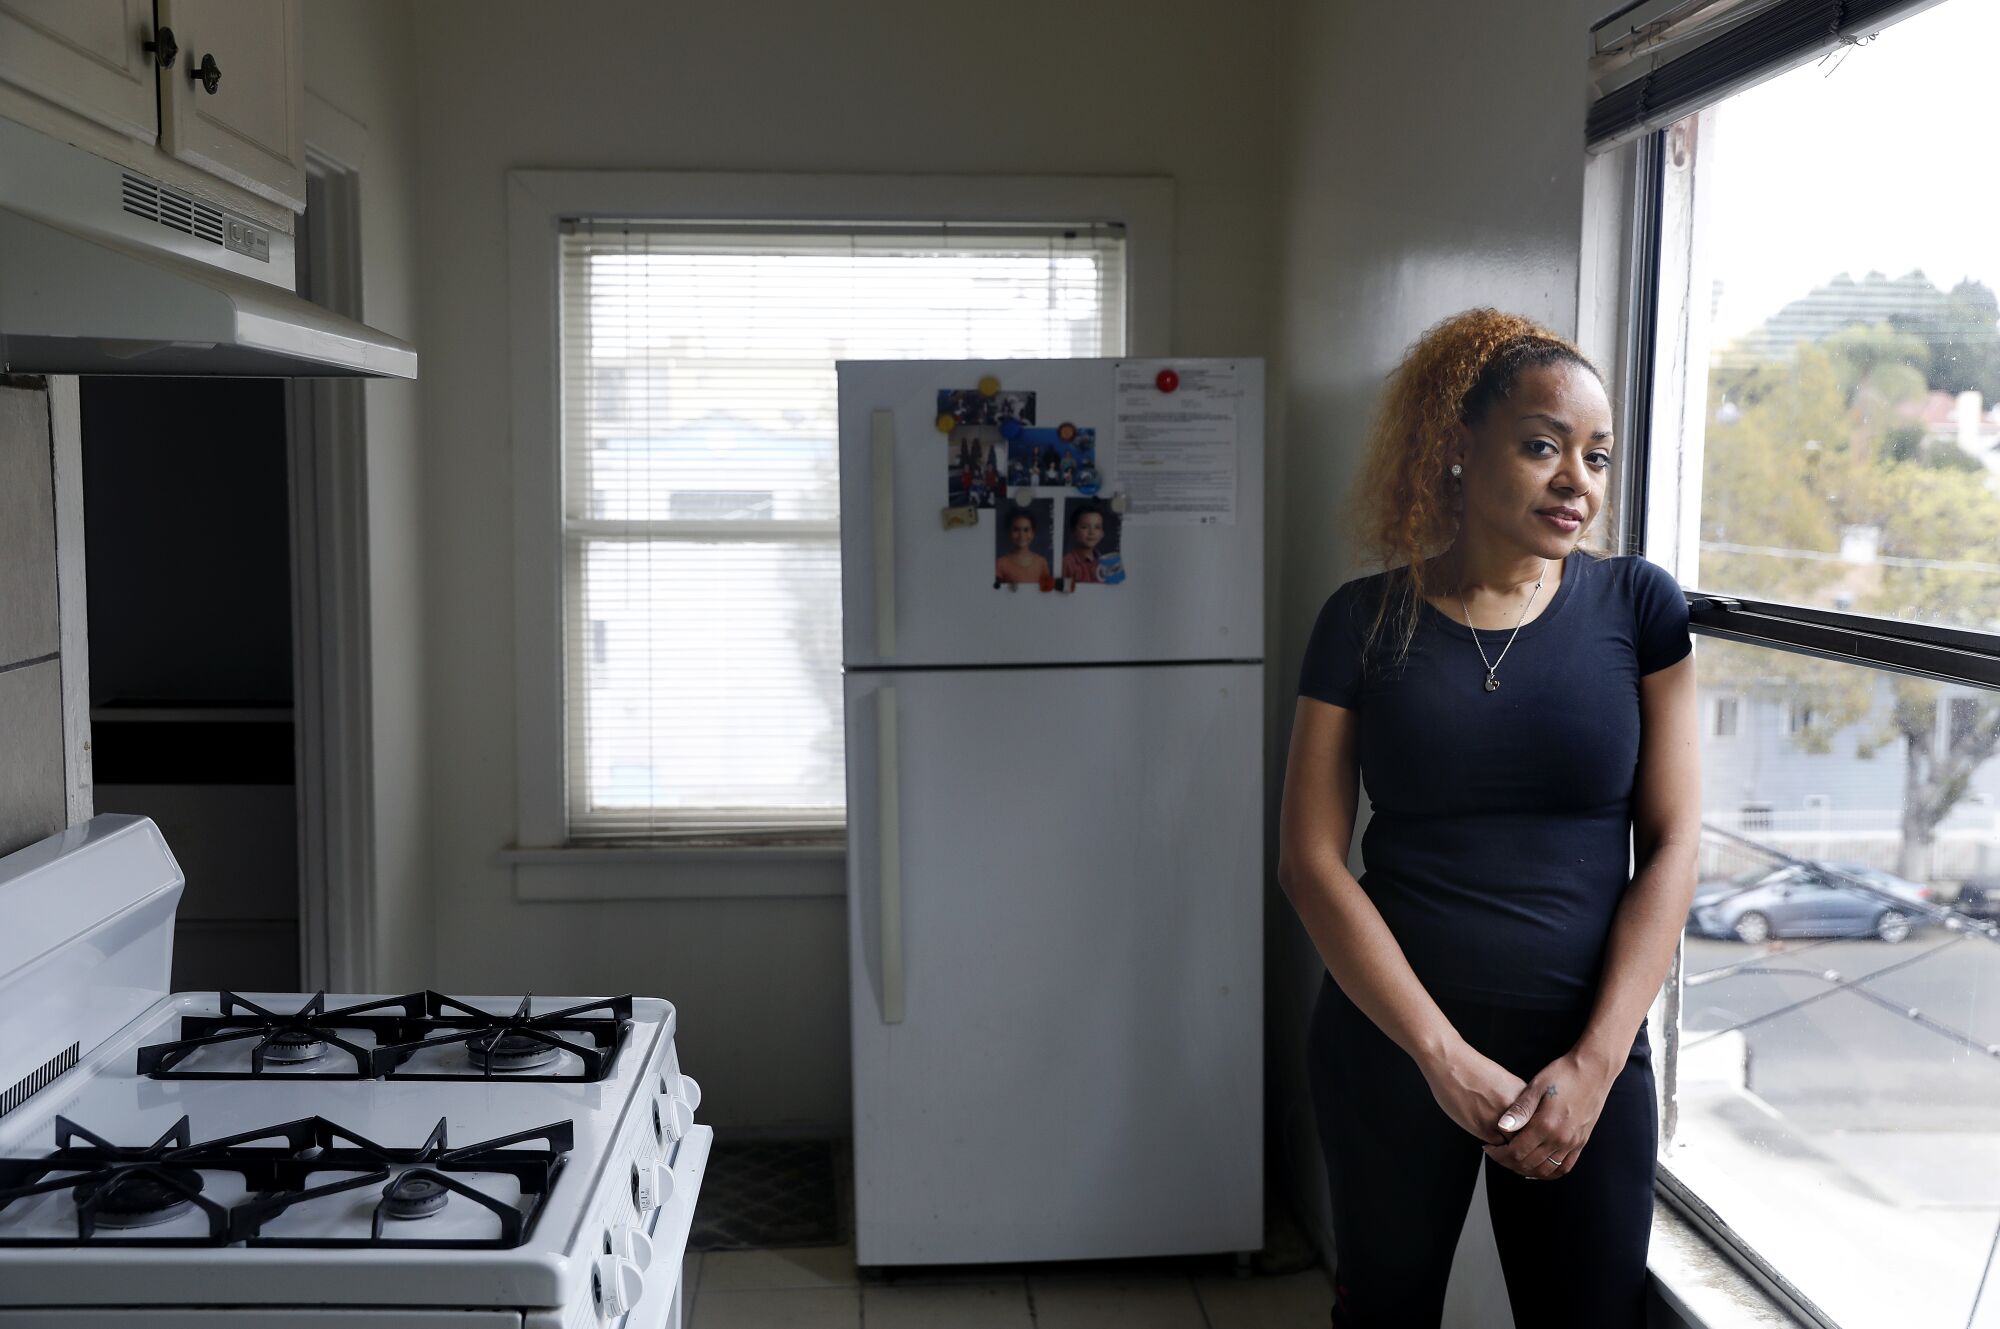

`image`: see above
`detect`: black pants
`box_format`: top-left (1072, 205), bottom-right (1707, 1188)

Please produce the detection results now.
top-left (1307, 972), bottom-right (1657, 1329)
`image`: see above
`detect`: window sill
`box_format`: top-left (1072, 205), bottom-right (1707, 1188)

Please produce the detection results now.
top-left (501, 841), bottom-right (846, 902)
top-left (1648, 1195), bottom-right (1808, 1329)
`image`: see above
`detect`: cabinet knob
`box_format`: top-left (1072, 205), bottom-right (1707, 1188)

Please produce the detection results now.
top-left (190, 52), bottom-right (221, 95)
top-left (144, 27), bottom-right (178, 69)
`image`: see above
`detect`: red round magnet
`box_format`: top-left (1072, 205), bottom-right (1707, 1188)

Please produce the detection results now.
top-left (1155, 368), bottom-right (1180, 393)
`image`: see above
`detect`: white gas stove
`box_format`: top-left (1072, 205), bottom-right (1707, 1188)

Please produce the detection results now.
top-left (0, 815), bottom-right (710, 1327)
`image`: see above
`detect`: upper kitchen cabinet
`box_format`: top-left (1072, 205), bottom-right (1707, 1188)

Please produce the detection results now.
top-left (0, 0), bottom-right (160, 144)
top-left (157, 0), bottom-right (305, 213)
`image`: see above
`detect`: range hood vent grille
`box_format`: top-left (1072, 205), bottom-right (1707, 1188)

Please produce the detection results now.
top-left (120, 172), bottom-right (225, 248)
top-left (0, 117), bottom-right (415, 378)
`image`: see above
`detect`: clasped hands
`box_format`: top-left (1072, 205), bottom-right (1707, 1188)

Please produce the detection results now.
top-left (1422, 1043), bottom-right (1617, 1182)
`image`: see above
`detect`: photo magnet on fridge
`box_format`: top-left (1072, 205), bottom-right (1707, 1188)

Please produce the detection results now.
top-left (947, 426), bottom-right (1007, 509)
top-left (1014, 425), bottom-right (1097, 489)
top-left (1061, 496), bottom-right (1123, 585)
top-left (993, 498), bottom-right (1055, 587)
top-left (938, 387), bottom-right (1036, 430)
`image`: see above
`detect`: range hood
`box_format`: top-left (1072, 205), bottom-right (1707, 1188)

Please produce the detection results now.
top-left (0, 119), bottom-right (415, 379)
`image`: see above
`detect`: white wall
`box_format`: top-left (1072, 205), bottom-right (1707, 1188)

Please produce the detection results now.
top-left (411, 0), bottom-right (1283, 1130)
top-left (303, 0), bottom-right (431, 990)
top-left (1268, 1), bottom-right (1611, 1322)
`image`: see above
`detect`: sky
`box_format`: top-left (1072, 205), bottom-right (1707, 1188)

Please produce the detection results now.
top-left (1702, 0), bottom-right (2000, 340)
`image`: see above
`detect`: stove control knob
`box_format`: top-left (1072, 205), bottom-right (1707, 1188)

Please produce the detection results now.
top-left (676, 1073), bottom-right (702, 1112)
top-left (593, 1253), bottom-right (645, 1320)
top-left (609, 1221), bottom-right (655, 1269)
top-left (634, 1160), bottom-right (675, 1213)
top-left (657, 1091), bottom-right (695, 1142)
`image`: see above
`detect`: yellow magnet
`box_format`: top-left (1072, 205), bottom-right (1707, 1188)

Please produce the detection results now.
top-left (936, 412), bottom-right (957, 433)
top-left (977, 376), bottom-right (1001, 397)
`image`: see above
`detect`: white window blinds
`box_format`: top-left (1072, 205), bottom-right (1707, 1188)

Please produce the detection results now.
top-left (558, 220), bottom-right (1128, 841)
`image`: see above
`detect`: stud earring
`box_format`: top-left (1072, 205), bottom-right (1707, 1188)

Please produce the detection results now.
top-left (1451, 464), bottom-right (1462, 477)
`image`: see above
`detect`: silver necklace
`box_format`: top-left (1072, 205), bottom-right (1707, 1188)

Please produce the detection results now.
top-left (1454, 559), bottom-right (1547, 693)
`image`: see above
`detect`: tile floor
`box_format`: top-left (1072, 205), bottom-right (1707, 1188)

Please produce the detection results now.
top-left (678, 1243), bottom-right (1335, 1328)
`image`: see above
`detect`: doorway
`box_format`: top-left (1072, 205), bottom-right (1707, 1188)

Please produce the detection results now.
top-left (81, 376), bottom-right (302, 992)
top-left (79, 142), bottom-right (374, 995)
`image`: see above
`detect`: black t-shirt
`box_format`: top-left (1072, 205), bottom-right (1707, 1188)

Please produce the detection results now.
top-left (1296, 549), bottom-right (1693, 1009)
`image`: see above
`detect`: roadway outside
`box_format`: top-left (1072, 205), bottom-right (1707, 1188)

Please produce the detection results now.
top-left (1665, 926), bottom-right (1999, 1327)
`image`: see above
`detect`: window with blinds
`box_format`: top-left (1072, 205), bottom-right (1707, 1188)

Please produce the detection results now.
top-left (558, 221), bottom-right (1127, 841)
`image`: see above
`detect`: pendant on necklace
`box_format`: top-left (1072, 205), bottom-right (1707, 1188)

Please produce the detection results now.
top-left (1484, 675), bottom-right (1500, 692)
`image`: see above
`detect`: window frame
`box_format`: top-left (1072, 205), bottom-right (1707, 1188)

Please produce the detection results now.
top-left (1585, 63), bottom-right (2000, 1329)
top-left (506, 170), bottom-right (1174, 852)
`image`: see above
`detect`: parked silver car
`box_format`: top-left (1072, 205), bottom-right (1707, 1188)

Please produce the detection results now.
top-left (1686, 860), bottom-right (1936, 944)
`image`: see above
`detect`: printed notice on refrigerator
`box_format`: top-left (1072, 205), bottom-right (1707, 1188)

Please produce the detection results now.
top-left (1113, 361), bottom-right (1239, 525)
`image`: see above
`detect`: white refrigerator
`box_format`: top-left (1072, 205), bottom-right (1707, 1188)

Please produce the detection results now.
top-left (837, 357), bottom-right (1264, 1266)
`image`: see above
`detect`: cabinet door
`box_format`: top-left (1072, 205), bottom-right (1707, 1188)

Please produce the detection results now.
top-left (0, 0), bottom-right (158, 142)
top-left (158, 0), bottom-right (304, 211)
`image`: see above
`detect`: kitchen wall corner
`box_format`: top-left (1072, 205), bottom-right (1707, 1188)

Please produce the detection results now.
top-left (1266, 0), bottom-right (1610, 1322)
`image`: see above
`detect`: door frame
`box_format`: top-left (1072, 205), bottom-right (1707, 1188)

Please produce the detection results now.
top-left (290, 92), bottom-right (376, 991)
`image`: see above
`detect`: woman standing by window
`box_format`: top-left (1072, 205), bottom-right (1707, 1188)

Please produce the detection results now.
top-left (1277, 309), bottom-right (1701, 1327)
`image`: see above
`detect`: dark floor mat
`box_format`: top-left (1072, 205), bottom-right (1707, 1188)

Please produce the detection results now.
top-left (687, 1137), bottom-right (845, 1250)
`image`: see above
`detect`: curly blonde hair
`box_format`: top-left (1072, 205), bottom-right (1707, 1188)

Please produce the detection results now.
top-left (1341, 307), bottom-right (1615, 675)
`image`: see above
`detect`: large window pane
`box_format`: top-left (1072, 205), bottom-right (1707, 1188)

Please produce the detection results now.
top-left (1669, 637), bottom-right (1998, 1328)
top-left (1670, 0), bottom-right (2000, 634)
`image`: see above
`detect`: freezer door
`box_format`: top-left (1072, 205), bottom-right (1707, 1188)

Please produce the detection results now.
top-left (844, 664), bottom-right (1263, 1265)
top-left (837, 358), bottom-right (1264, 668)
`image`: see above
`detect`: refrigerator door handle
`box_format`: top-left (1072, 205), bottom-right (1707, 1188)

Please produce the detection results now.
top-left (871, 409), bottom-right (897, 658)
top-left (876, 685), bottom-right (904, 1023)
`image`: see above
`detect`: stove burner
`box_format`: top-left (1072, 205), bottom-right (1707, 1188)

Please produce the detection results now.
top-left (380, 1172), bottom-right (449, 1220)
top-left (138, 991), bottom-right (633, 1083)
top-left (0, 1114), bottom-right (576, 1249)
top-left (262, 1029), bottom-right (326, 1064)
top-left (74, 1167), bottom-right (204, 1229)
top-left (468, 1030), bottom-right (562, 1071)
top-left (136, 991), bottom-right (421, 1079)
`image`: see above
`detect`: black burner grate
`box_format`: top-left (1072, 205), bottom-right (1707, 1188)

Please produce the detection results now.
top-left (0, 1117), bottom-right (232, 1243)
top-left (0, 1115), bottom-right (573, 1248)
top-left (135, 991), bottom-right (633, 1083)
